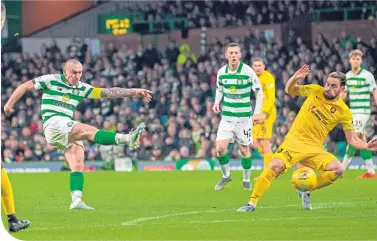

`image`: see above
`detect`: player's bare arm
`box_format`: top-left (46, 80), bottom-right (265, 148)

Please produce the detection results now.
top-left (212, 89), bottom-right (223, 114)
top-left (285, 64), bottom-right (310, 96)
top-left (372, 89), bottom-right (377, 106)
top-left (253, 87), bottom-right (264, 123)
top-left (344, 130), bottom-right (377, 151)
top-left (101, 88), bottom-right (153, 102)
top-left (213, 69), bottom-right (223, 114)
top-left (4, 80), bottom-right (34, 116)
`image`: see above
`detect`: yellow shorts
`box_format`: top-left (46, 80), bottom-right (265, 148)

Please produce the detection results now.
top-left (272, 140), bottom-right (337, 171)
top-left (253, 110), bottom-right (276, 139)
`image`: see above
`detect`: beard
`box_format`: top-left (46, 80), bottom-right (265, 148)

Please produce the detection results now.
top-left (324, 90), bottom-right (340, 100)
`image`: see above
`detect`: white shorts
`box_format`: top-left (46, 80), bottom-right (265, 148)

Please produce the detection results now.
top-left (43, 116), bottom-right (84, 152)
top-left (216, 118), bottom-right (252, 146)
top-left (351, 114), bottom-right (370, 134)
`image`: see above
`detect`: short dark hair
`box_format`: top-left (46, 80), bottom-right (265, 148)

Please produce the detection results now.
top-left (252, 57), bottom-right (264, 64)
top-left (225, 42), bottom-right (241, 51)
top-left (329, 71), bottom-right (346, 86)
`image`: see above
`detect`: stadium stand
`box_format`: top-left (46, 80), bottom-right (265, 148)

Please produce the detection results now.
top-left (2, 30), bottom-right (376, 162)
top-left (1, 0), bottom-right (377, 163)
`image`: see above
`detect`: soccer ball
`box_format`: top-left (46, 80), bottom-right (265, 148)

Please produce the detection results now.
top-left (291, 167), bottom-right (317, 192)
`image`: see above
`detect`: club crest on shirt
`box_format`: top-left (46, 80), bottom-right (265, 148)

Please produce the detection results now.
top-left (62, 93), bottom-right (70, 103)
top-left (72, 89), bottom-right (80, 95)
top-left (237, 79), bottom-right (243, 85)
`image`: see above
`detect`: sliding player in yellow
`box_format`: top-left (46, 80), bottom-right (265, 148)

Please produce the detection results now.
top-left (1, 2), bottom-right (30, 232)
top-left (237, 65), bottom-right (377, 212)
top-left (251, 58), bottom-right (276, 170)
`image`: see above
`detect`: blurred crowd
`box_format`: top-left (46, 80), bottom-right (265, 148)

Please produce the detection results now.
top-left (2, 27), bottom-right (377, 163)
top-left (2, 0), bottom-right (377, 163)
top-left (135, 0), bottom-right (377, 27)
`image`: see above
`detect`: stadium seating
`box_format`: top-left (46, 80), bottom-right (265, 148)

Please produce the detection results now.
top-left (1, 0), bottom-right (377, 163)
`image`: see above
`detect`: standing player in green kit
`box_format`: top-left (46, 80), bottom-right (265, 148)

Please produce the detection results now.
top-left (212, 43), bottom-right (263, 190)
top-left (4, 59), bottom-right (152, 210)
top-left (341, 49), bottom-right (377, 178)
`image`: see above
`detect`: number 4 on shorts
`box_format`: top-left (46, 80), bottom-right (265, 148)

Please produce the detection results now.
top-left (244, 128), bottom-right (251, 139)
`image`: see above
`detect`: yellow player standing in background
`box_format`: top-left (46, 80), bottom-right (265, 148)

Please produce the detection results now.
top-left (251, 58), bottom-right (276, 169)
top-left (1, 2), bottom-right (30, 232)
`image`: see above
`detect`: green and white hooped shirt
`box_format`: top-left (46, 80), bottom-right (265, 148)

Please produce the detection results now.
top-left (346, 68), bottom-right (377, 116)
top-left (32, 74), bottom-right (102, 124)
top-left (216, 62), bottom-right (262, 122)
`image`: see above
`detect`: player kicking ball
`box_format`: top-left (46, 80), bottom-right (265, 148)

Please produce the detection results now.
top-left (237, 65), bottom-right (377, 212)
top-left (341, 49), bottom-right (377, 178)
top-left (4, 59), bottom-right (152, 210)
top-left (213, 42), bottom-right (263, 190)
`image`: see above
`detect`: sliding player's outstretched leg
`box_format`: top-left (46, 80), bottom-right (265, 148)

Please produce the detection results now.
top-left (237, 158), bottom-right (283, 212)
top-left (297, 159), bottom-right (344, 210)
top-left (1, 165), bottom-right (30, 232)
top-left (296, 190), bottom-right (312, 210)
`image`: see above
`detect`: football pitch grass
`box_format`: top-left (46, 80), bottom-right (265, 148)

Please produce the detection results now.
top-left (2, 170), bottom-right (376, 240)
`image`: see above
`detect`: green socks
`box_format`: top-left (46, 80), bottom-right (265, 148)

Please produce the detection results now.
top-left (218, 153), bottom-right (252, 169)
top-left (218, 153), bottom-right (230, 165)
top-left (241, 156), bottom-right (252, 169)
top-left (218, 153), bottom-right (230, 178)
top-left (360, 149), bottom-right (372, 160)
top-left (346, 145), bottom-right (357, 157)
top-left (242, 156), bottom-right (252, 182)
top-left (93, 130), bottom-right (117, 145)
top-left (346, 144), bottom-right (372, 160)
top-left (343, 145), bottom-right (374, 174)
top-left (70, 172), bottom-right (84, 192)
top-left (217, 153), bottom-right (253, 181)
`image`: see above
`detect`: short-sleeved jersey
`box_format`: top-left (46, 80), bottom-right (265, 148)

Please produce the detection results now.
top-left (258, 70), bottom-right (276, 115)
top-left (285, 84), bottom-right (354, 147)
top-left (216, 62), bottom-right (261, 122)
top-left (346, 68), bottom-right (377, 116)
top-left (32, 74), bottom-right (102, 123)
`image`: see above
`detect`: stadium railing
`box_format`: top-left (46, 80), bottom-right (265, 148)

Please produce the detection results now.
top-left (314, 6), bottom-right (376, 22)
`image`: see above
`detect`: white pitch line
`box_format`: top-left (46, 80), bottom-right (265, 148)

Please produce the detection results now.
top-left (120, 200), bottom-right (370, 226)
top-left (183, 214), bottom-right (377, 224)
top-left (121, 209), bottom-right (228, 226)
top-left (27, 200), bottom-right (372, 231)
